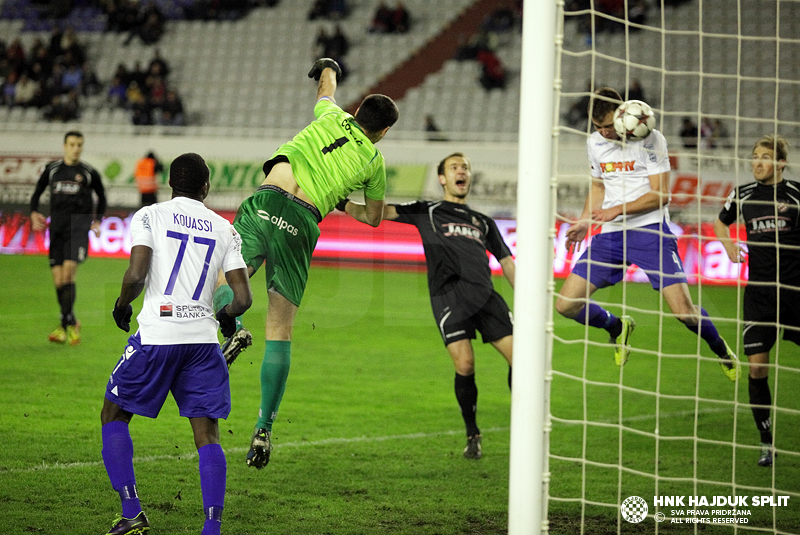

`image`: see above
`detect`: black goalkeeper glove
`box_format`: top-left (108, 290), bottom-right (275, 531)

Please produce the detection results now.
top-left (112, 298), bottom-right (132, 332)
top-left (308, 58), bottom-right (342, 83)
top-left (216, 306), bottom-right (237, 338)
top-left (335, 198), bottom-right (349, 212)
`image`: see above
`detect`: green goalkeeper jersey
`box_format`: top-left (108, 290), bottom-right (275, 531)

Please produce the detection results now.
top-left (270, 97), bottom-right (387, 216)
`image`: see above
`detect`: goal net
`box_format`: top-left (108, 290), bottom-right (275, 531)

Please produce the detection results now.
top-left (542, 0), bottom-right (800, 533)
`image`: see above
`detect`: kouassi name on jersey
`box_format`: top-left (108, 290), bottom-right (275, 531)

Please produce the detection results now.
top-left (130, 197), bottom-right (247, 345)
top-left (587, 129), bottom-right (671, 232)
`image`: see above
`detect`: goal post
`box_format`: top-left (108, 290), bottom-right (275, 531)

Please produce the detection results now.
top-left (508, 1), bottom-right (558, 534)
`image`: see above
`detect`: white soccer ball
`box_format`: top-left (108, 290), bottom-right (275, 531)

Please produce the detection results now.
top-left (613, 100), bottom-right (656, 141)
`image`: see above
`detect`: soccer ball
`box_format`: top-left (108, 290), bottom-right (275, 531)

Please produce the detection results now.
top-left (613, 100), bottom-right (656, 141)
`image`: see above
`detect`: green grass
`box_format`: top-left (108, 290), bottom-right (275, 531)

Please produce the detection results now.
top-left (0, 255), bottom-right (798, 534)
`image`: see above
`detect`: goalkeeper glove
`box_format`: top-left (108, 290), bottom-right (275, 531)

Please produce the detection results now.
top-left (335, 198), bottom-right (349, 212)
top-left (216, 306), bottom-right (237, 338)
top-left (112, 298), bottom-right (132, 332)
top-left (308, 58), bottom-right (342, 83)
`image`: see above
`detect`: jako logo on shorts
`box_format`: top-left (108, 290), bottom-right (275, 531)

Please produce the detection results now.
top-left (256, 210), bottom-right (299, 236)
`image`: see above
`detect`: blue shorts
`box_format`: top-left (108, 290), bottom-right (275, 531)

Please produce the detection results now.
top-left (571, 221), bottom-right (688, 290)
top-left (105, 332), bottom-right (231, 419)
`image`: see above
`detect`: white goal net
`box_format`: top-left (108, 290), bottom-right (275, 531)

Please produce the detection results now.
top-left (523, 0), bottom-right (800, 533)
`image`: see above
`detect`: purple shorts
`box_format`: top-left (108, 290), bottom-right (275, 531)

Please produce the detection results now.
top-left (571, 221), bottom-right (688, 290)
top-left (105, 332), bottom-right (231, 419)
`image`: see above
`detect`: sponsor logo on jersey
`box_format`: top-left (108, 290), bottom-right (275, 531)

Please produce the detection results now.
top-left (53, 181), bottom-right (81, 195)
top-left (174, 304), bottom-right (209, 318)
top-left (750, 216), bottom-right (789, 233)
top-left (602, 161), bottom-right (636, 173)
top-left (160, 304), bottom-right (173, 317)
top-left (173, 213), bottom-right (212, 232)
top-left (256, 210), bottom-right (299, 236)
top-left (443, 223), bottom-right (483, 243)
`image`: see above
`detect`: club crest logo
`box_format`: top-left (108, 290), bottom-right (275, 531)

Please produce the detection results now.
top-left (621, 496), bottom-right (648, 523)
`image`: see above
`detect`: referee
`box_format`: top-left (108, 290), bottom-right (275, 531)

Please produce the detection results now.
top-left (714, 134), bottom-right (800, 467)
top-left (30, 131), bottom-right (106, 345)
top-left (340, 152), bottom-right (515, 459)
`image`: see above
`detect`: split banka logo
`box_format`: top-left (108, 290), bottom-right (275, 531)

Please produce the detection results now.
top-left (602, 161), bottom-right (635, 173)
top-left (621, 495), bottom-right (791, 524)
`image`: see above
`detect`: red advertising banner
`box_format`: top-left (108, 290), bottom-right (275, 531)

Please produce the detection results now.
top-left (0, 210), bottom-right (745, 284)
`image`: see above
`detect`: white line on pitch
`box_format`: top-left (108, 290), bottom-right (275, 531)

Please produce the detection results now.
top-left (3, 426), bottom-right (510, 474)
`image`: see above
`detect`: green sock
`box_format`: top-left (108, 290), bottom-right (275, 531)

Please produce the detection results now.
top-left (257, 340), bottom-right (291, 431)
top-left (212, 285), bottom-right (244, 331)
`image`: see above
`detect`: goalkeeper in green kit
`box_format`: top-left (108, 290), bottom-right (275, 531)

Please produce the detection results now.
top-left (212, 58), bottom-right (399, 469)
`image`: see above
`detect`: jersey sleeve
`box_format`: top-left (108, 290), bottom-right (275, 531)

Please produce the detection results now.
top-left (484, 216), bottom-right (513, 260)
top-left (718, 187), bottom-right (739, 225)
top-left (392, 200), bottom-right (428, 225)
top-left (130, 207), bottom-right (154, 249)
top-left (641, 130), bottom-right (671, 175)
top-left (587, 136), bottom-right (602, 179)
top-left (30, 164), bottom-right (50, 213)
top-left (91, 168), bottom-right (107, 218)
top-left (314, 97), bottom-right (342, 119)
top-left (222, 225), bottom-right (247, 273)
top-left (363, 153), bottom-right (387, 201)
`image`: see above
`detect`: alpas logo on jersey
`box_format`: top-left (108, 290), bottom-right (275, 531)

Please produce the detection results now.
top-left (257, 210), bottom-right (299, 236)
top-left (602, 161), bottom-right (636, 173)
top-left (442, 222), bottom-right (483, 243)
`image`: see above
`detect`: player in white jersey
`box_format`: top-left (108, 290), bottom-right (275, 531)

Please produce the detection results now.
top-left (100, 153), bottom-right (252, 535)
top-left (555, 87), bottom-right (740, 381)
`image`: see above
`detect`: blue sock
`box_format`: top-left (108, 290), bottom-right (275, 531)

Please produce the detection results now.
top-left (199, 443), bottom-right (226, 535)
top-left (685, 308), bottom-right (727, 356)
top-left (101, 421), bottom-right (142, 519)
top-left (575, 302), bottom-right (620, 337)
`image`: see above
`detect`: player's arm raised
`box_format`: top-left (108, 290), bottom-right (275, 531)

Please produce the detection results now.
top-left (308, 58), bottom-right (342, 102)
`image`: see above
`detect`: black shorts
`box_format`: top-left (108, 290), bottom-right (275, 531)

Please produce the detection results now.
top-left (48, 216), bottom-right (91, 267)
top-left (432, 290), bottom-right (513, 346)
top-left (743, 284), bottom-right (800, 355)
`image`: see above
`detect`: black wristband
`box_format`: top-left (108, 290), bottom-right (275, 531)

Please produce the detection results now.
top-left (335, 199), bottom-right (349, 212)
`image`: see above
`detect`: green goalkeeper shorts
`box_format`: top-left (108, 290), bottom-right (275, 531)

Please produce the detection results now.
top-left (234, 185), bottom-right (322, 307)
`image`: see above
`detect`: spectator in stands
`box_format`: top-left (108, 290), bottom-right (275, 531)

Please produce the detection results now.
top-left (308, 0), bottom-right (345, 21)
top-left (424, 114), bottom-right (447, 142)
top-left (626, 79), bottom-right (645, 102)
top-left (43, 90), bottom-right (79, 122)
top-left (148, 48), bottom-right (170, 78)
top-left (61, 63), bottom-right (83, 94)
top-left (679, 117), bottom-right (699, 149)
top-left (160, 89), bottom-right (185, 126)
top-left (2, 72), bottom-right (17, 107)
top-left (477, 49), bottom-right (506, 90)
top-left (327, 24), bottom-right (350, 57)
top-left (113, 63), bottom-right (130, 87)
top-left (124, 2), bottom-right (165, 46)
top-left (81, 62), bottom-right (102, 96)
top-left (14, 74), bottom-right (39, 107)
top-left (482, 2), bottom-right (516, 34)
top-left (391, 2), bottom-right (411, 33)
top-left (628, 0), bottom-right (649, 29)
top-left (712, 119), bottom-right (731, 149)
top-left (128, 61), bottom-right (147, 90)
top-left (369, 2), bottom-right (393, 33)
top-left (107, 75), bottom-right (127, 108)
top-left (700, 117), bottom-right (714, 148)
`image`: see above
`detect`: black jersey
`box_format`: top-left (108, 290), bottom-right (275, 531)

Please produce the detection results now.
top-left (718, 179), bottom-right (800, 284)
top-left (30, 159), bottom-right (106, 230)
top-left (393, 200), bottom-right (512, 302)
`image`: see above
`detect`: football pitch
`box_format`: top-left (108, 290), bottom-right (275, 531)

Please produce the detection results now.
top-left (0, 254), bottom-right (798, 534)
